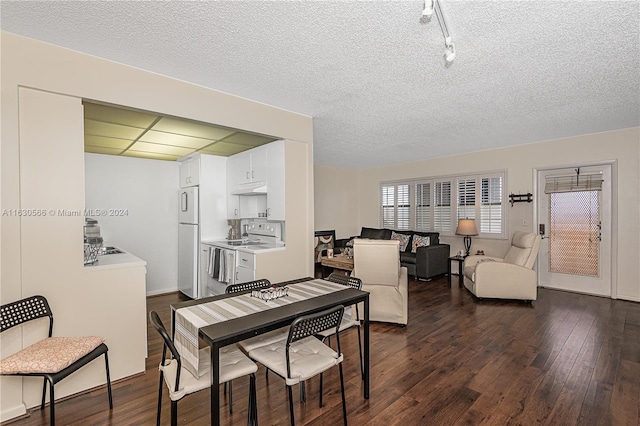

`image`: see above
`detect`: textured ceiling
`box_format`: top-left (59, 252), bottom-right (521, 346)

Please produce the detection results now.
top-left (2, 1), bottom-right (639, 169)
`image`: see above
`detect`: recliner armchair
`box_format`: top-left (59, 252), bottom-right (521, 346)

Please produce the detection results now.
top-left (352, 239), bottom-right (408, 325)
top-left (463, 231), bottom-right (541, 301)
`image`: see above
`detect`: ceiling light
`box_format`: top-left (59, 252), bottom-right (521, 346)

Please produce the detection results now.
top-left (444, 43), bottom-right (456, 63)
top-left (423, 0), bottom-right (456, 65)
top-left (421, 0), bottom-right (434, 20)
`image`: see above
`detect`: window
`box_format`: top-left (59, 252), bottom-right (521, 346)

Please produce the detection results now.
top-left (433, 180), bottom-right (452, 233)
top-left (481, 177), bottom-right (502, 233)
top-left (457, 178), bottom-right (476, 220)
top-left (380, 183), bottom-right (410, 230)
top-left (415, 182), bottom-right (431, 231)
top-left (380, 171), bottom-right (506, 238)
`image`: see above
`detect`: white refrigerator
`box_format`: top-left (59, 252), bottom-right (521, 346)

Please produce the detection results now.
top-left (178, 186), bottom-right (199, 298)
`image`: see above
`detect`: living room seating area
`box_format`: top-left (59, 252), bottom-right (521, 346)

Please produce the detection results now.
top-left (337, 227), bottom-right (450, 281)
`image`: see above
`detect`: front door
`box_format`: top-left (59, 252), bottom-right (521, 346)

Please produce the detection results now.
top-left (536, 164), bottom-right (612, 297)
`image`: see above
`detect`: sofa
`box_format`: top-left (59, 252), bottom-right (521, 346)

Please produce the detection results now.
top-left (337, 227), bottom-right (450, 280)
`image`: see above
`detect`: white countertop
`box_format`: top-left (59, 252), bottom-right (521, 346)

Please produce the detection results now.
top-left (201, 239), bottom-right (285, 254)
top-left (84, 246), bottom-right (146, 271)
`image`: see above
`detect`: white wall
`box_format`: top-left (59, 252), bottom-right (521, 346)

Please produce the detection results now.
top-left (315, 128), bottom-right (640, 302)
top-left (85, 153), bottom-right (179, 295)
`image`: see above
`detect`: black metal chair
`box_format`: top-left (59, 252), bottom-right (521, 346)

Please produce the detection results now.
top-left (0, 295), bottom-right (113, 426)
top-left (321, 273), bottom-right (364, 379)
top-left (227, 279), bottom-right (290, 355)
top-left (248, 305), bottom-right (348, 426)
top-left (149, 311), bottom-right (258, 426)
top-left (225, 278), bottom-right (272, 294)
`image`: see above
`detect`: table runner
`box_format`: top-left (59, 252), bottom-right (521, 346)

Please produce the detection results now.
top-left (174, 279), bottom-right (347, 377)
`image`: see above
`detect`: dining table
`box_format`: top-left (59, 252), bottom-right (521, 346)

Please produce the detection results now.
top-left (171, 276), bottom-right (370, 426)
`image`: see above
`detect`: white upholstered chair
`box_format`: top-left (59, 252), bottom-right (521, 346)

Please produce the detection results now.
top-left (463, 231), bottom-right (541, 302)
top-left (352, 239), bottom-right (408, 325)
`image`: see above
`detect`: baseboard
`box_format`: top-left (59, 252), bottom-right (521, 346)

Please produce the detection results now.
top-left (0, 403), bottom-right (27, 424)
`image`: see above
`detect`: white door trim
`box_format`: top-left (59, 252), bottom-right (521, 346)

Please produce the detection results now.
top-left (532, 160), bottom-right (618, 299)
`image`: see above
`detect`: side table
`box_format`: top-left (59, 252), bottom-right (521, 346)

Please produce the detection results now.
top-left (448, 255), bottom-right (467, 287)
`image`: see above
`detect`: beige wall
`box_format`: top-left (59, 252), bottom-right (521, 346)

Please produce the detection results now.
top-left (316, 128), bottom-right (640, 301)
top-left (1, 31), bottom-right (314, 421)
top-left (314, 165), bottom-right (361, 240)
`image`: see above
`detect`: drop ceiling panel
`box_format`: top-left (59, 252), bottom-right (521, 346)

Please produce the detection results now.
top-left (82, 101), bottom-right (279, 161)
top-left (85, 146), bottom-right (125, 155)
top-left (85, 135), bottom-right (132, 150)
top-left (128, 141), bottom-right (193, 156)
top-left (85, 119), bottom-right (147, 140)
top-left (153, 117), bottom-right (236, 141)
top-left (122, 151), bottom-right (180, 161)
top-left (222, 133), bottom-right (278, 147)
top-left (139, 130), bottom-right (213, 149)
top-left (198, 141), bottom-right (252, 156)
top-left (84, 102), bottom-right (158, 128)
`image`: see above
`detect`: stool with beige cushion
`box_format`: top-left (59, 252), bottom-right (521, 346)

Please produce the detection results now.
top-left (353, 239), bottom-right (408, 325)
top-left (463, 231), bottom-right (541, 302)
top-left (0, 295), bottom-right (113, 426)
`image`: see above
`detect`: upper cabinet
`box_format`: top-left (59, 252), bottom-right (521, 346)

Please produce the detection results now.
top-left (229, 146), bottom-right (267, 186)
top-left (226, 140), bottom-right (285, 220)
top-left (179, 156), bottom-right (200, 188)
top-left (266, 140), bottom-right (285, 221)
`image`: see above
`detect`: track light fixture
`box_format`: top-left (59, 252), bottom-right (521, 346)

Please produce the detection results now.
top-left (421, 0), bottom-right (434, 20)
top-left (444, 36), bottom-right (456, 63)
top-left (423, 0), bottom-right (456, 65)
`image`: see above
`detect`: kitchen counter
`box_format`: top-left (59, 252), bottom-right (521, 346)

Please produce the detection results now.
top-left (201, 239), bottom-right (285, 254)
top-left (84, 246), bottom-right (146, 271)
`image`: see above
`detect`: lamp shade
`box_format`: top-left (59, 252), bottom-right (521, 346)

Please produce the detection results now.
top-left (456, 219), bottom-right (478, 236)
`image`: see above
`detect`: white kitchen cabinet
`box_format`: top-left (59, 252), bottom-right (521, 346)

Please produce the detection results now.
top-left (227, 194), bottom-right (240, 218)
top-left (266, 140), bottom-right (285, 220)
top-left (226, 141), bottom-right (284, 220)
top-left (179, 156), bottom-right (200, 188)
top-left (229, 146), bottom-right (267, 186)
top-left (235, 251), bottom-right (256, 284)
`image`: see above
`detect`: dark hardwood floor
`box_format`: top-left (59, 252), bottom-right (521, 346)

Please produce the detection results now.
top-left (4, 276), bottom-right (639, 425)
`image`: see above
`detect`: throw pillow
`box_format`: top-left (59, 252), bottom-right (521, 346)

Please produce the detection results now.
top-left (391, 231), bottom-right (410, 251)
top-left (411, 235), bottom-right (430, 253)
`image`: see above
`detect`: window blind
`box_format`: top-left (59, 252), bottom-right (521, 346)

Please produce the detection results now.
top-left (544, 173), bottom-right (603, 194)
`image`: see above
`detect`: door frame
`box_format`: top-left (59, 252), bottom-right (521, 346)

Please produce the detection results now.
top-left (532, 160), bottom-right (618, 299)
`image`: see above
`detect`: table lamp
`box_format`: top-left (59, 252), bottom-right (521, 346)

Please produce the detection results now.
top-left (456, 218), bottom-right (478, 257)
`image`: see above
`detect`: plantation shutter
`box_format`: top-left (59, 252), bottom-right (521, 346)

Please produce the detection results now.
top-left (433, 180), bottom-right (452, 233)
top-left (397, 184), bottom-right (410, 230)
top-left (481, 176), bottom-right (503, 233)
top-left (381, 185), bottom-right (395, 229)
top-left (457, 178), bottom-right (476, 220)
top-left (415, 182), bottom-right (431, 231)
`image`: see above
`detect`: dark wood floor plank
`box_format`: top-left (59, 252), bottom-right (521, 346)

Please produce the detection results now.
top-left (4, 278), bottom-right (639, 426)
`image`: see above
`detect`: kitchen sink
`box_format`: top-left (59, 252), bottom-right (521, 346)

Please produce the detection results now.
top-left (100, 246), bottom-right (123, 255)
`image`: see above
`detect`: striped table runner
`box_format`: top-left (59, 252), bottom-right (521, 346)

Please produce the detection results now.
top-left (175, 279), bottom-right (347, 377)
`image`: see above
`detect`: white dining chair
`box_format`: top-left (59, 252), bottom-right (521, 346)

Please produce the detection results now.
top-left (318, 273), bottom-right (364, 379)
top-left (149, 311), bottom-right (258, 426)
top-left (248, 305), bottom-right (348, 426)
